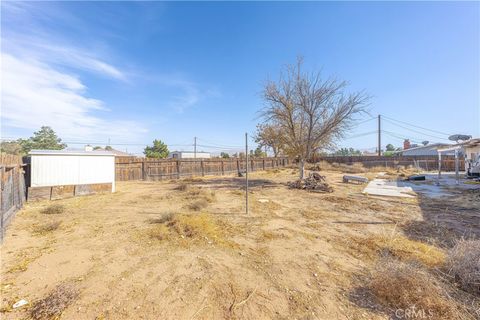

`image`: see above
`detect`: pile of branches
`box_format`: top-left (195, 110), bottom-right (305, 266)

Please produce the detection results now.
top-left (287, 172), bottom-right (333, 193)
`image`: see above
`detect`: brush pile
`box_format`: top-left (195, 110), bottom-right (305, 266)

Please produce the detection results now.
top-left (288, 172), bottom-right (333, 192)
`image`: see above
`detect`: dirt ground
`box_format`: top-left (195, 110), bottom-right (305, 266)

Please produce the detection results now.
top-left (1, 168), bottom-right (479, 319)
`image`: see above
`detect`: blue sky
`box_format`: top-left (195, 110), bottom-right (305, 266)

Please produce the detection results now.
top-left (1, 1), bottom-right (479, 155)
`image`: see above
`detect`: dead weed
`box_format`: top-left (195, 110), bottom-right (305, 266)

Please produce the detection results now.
top-left (148, 213), bottom-right (231, 247)
top-left (445, 239), bottom-right (480, 295)
top-left (345, 232), bottom-right (445, 268)
top-left (30, 282), bottom-right (79, 320)
top-left (32, 221), bottom-right (62, 236)
top-left (40, 204), bottom-right (65, 215)
top-left (368, 258), bottom-right (463, 320)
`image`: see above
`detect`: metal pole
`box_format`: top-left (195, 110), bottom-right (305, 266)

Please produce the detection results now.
top-left (437, 152), bottom-right (442, 185)
top-left (245, 132), bottom-right (249, 215)
top-left (455, 149), bottom-right (459, 185)
top-left (378, 114), bottom-right (381, 156)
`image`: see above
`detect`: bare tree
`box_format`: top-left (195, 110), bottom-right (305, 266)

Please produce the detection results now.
top-left (254, 123), bottom-right (284, 157)
top-left (260, 58), bottom-right (370, 178)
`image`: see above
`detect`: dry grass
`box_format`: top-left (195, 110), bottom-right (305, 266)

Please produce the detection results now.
top-left (308, 161), bottom-right (367, 174)
top-left (32, 221), bottom-right (61, 235)
top-left (30, 283), bottom-right (79, 320)
top-left (369, 258), bottom-right (461, 319)
top-left (445, 239), bottom-right (480, 295)
top-left (187, 199), bottom-right (209, 211)
top-left (175, 183), bottom-right (216, 202)
top-left (40, 204), bottom-right (65, 215)
top-left (347, 232), bottom-right (445, 268)
top-left (148, 212), bottom-right (229, 246)
top-left (148, 212), bottom-right (175, 224)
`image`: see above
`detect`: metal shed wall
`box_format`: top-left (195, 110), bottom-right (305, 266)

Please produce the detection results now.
top-left (31, 154), bottom-right (115, 191)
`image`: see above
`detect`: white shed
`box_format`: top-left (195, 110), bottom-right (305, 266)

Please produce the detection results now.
top-left (28, 149), bottom-right (115, 199)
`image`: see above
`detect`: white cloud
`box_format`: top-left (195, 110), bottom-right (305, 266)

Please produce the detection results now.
top-left (1, 53), bottom-right (146, 140)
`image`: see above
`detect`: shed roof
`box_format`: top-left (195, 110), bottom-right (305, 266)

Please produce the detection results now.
top-left (29, 149), bottom-right (114, 156)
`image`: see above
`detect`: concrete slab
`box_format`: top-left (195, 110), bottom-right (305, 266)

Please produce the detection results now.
top-left (403, 173), bottom-right (479, 198)
top-left (363, 179), bottom-right (415, 198)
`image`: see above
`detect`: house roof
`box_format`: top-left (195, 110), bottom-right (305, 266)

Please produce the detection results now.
top-left (401, 143), bottom-right (451, 153)
top-left (29, 149), bottom-right (114, 156)
top-left (438, 138), bottom-right (480, 152)
top-left (100, 149), bottom-right (134, 157)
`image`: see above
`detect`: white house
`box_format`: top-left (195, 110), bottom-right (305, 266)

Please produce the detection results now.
top-left (400, 143), bottom-right (453, 156)
top-left (28, 148), bottom-right (115, 200)
top-left (168, 151), bottom-right (211, 159)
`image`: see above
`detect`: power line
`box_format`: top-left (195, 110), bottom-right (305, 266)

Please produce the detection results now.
top-left (381, 115), bottom-right (452, 136)
top-left (342, 130), bottom-right (377, 140)
top-left (382, 130), bottom-right (424, 144)
top-left (196, 137), bottom-right (243, 148)
top-left (353, 116), bottom-right (377, 126)
top-left (382, 118), bottom-right (450, 141)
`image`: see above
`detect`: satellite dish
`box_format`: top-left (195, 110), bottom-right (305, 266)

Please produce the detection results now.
top-left (449, 134), bottom-right (472, 143)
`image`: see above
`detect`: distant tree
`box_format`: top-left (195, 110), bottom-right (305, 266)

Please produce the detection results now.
top-left (105, 145), bottom-right (113, 151)
top-left (0, 140), bottom-right (23, 155)
top-left (220, 152), bottom-right (230, 158)
top-left (260, 57), bottom-right (369, 178)
top-left (238, 152), bottom-right (246, 158)
top-left (19, 126), bottom-right (67, 154)
top-left (386, 144), bottom-right (395, 151)
top-left (254, 146), bottom-right (267, 157)
top-left (144, 139), bottom-right (169, 158)
top-left (93, 146), bottom-right (103, 150)
top-left (333, 147), bottom-right (361, 156)
top-left (422, 141), bottom-right (429, 146)
top-left (254, 123), bottom-right (284, 157)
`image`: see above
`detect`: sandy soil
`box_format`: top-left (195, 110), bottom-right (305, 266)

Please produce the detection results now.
top-left (1, 168), bottom-right (478, 319)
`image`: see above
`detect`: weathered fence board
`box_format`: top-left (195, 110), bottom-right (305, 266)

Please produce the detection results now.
top-left (115, 157), bottom-right (292, 181)
top-left (312, 155), bottom-right (462, 172)
top-left (1, 154), bottom-right (26, 241)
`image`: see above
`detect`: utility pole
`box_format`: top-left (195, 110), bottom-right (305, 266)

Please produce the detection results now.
top-left (194, 136), bottom-right (197, 159)
top-left (245, 132), bottom-right (249, 215)
top-left (378, 114), bottom-right (381, 156)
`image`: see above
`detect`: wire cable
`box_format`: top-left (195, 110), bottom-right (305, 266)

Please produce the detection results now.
top-left (382, 118), bottom-right (450, 141)
top-left (381, 115), bottom-right (451, 136)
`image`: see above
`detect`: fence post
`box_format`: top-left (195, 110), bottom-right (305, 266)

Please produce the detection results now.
top-left (177, 160), bottom-right (181, 179)
top-left (201, 160), bottom-right (205, 177)
top-left (263, 159), bottom-right (265, 170)
top-left (251, 159), bottom-right (254, 171)
top-left (221, 161), bottom-right (224, 175)
top-left (141, 161), bottom-right (145, 180)
top-left (236, 159), bottom-right (240, 174)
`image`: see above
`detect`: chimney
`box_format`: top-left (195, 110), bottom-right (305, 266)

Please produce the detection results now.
top-left (403, 139), bottom-right (411, 150)
top-left (85, 145), bottom-right (93, 152)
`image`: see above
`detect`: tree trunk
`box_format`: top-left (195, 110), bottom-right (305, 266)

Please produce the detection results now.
top-left (299, 159), bottom-right (305, 179)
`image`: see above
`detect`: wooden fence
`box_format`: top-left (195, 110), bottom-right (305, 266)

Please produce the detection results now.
top-left (312, 155), bottom-right (462, 172)
top-left (0, 154), bottom-right (27, 241)
top-left (115, 157), bottom-right (292, 181)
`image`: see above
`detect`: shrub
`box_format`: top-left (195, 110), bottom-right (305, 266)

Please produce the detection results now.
top-left (32, 221), bottom-right (61, 235)
top-left (40, 204), bottom-right (65, 215)
top-left (445, 239), bottom-right (480, 295)
top-left (369, 258), bottom-right (459, 319)
top-left (188, 199), bottom-right (209, 211)
top-left (174, 183), bottom-right (189, 191)
top-left (149, 212), bottom-right (175, 224)
top-left (148, 213), bottom-right (226, 245)
top-left (30, 283), bottom-right (78, 320)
